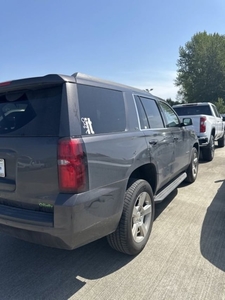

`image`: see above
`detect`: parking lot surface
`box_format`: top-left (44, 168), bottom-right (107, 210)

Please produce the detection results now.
top-left (1, 147), bottom-right (225, 300)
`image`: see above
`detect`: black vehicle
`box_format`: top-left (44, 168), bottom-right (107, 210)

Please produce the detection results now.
top-left (0, 73), bottom-right (199, 255)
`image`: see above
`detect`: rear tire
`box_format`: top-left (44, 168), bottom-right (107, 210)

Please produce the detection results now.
top-left (107, 179), bottom-right (154, 255)
top-left (202, 135), bottom-right (215, 161)
top-left (185, 148), bottom-right (198, 183)
top-left (218, 133), bottom-right (225, 148)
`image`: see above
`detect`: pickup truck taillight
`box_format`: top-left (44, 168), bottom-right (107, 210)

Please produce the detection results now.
top-left (57, 138), bottom-right (87, 193)
top-left (200, 116), bottom-right (206, 133)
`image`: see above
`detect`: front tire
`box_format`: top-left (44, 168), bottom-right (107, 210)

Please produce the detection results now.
top-left (185, 147), bottom-right (198, 183)
top-left (107, 179), bottom-right (154, 255)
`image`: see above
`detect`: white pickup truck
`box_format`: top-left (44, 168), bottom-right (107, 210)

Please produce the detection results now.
top-left (173, 102), bottom-right (224, 161)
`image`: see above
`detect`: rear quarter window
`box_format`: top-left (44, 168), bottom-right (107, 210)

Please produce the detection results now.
top-left (77, 85), bottom-right (126, 135)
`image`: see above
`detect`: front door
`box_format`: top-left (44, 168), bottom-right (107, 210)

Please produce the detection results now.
top-left (158, 101), bottom-right (190, 174)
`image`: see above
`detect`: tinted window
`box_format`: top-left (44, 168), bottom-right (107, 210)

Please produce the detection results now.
top-left (159, 101), bottom-right (180, 127)
top-left (173, 105), bottom-right (212, 116)
top-left (135, 97), bottom-right (149, 129)
top-left (78, 85), bottom-right (126, 135)
top-left (139, 97), bottom-right (164, 128)
top-left (0, 86), bottom-right (62, 136)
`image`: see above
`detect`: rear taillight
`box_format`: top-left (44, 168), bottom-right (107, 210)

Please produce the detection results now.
top-left (0, 81), bottom-right (11, 87)
top-left (57, 138), bottom-right (87, 193)
top-left (200, 116), bottom-right (206, 133)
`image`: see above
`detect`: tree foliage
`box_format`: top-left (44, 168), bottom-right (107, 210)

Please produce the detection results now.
top-left (214, 98), bottom-right (225, 114)
top-left (166, 98), bottom-right (184, 106)
top-left (175, 31), bottom-right (225, 103)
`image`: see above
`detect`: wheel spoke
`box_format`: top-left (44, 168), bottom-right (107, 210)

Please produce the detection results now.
top-left (193, 158), bottom-right (197, 168)
top-left (138, 192), bottom-right (146, 207)
top-left (142, 204), bottom-right (152, 217)
top-left (139, 223), bottom-right (147, 237)
top-left (132, 223), bottom-right (139, 239)
top-left (132, 206), bottom-right (139, 218)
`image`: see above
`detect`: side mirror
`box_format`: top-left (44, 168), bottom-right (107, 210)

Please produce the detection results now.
top-left (181, 118), bottom-right (193, 126)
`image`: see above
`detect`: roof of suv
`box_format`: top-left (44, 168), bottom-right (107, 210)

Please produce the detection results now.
top-left (0, 72), bottom-right (155, 98)
top-left (0, 74), bottom-right (75, 93)
top-left (72, 72), bottom-right (152, 95)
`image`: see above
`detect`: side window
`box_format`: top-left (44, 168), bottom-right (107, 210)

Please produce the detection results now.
top-left (139, 97), bottom-right (164, 128)
top-left (135, 96), bottom-right (149, 129)
top-left (159, 101), bottom-right (180, 127)
top-left (77, 85), bottom-right (126, 135)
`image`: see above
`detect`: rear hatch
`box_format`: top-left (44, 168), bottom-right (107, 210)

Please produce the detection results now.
top-left (0, 75), bottom-right (69, 214)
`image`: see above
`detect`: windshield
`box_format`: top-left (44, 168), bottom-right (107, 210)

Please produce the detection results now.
top-left (173, 105), bottom-right (212, 116)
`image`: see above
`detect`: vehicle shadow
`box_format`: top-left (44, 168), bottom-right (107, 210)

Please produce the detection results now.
top-left (0, 189), bottom-right (179, 300)
top-left (0, 234), bottom-right (133, 300)
top-left (154, 189), bottom-right (178, 220)
top-left (200, 179), bottom-right (225, 271)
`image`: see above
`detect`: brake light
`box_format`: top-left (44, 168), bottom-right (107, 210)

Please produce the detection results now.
top-left (58, 138), bottom-right (87, 193)
top-left (200, 116), bottom-right (206, 133)
top-left (0, 81), bottom-right (11, 87)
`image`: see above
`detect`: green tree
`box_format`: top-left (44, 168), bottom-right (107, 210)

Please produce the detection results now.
top-left (166, 98), bottom-right (185, 106)
top-left (214, 98), bottom-right (225, 114)
top-left (175, 31), bottom-right (225, 103)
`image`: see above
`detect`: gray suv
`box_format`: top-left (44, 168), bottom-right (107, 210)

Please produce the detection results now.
top-left (0, 73), bottom-right (199, 255)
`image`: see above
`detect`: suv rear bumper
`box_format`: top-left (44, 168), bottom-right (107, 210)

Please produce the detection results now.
top-left (0, 184), bottom-right (125, 249)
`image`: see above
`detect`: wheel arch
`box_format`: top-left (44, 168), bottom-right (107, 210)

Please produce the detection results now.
top-left (126, 163), bottom-right (157, 194)
top-left (193, 142), bottom-right (200, 158)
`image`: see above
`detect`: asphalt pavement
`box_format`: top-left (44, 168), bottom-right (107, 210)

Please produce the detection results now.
top-left (0, 147), bottom-right (225, 300)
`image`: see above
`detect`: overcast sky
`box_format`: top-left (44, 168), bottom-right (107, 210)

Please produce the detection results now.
top-left (1, 0), bottom-right (225, 100)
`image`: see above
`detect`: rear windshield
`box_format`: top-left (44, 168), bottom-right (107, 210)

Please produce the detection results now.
top-left (173, 105), bottom-right (212, 116)
top-left (0, 86), bottom-right (62, 136)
